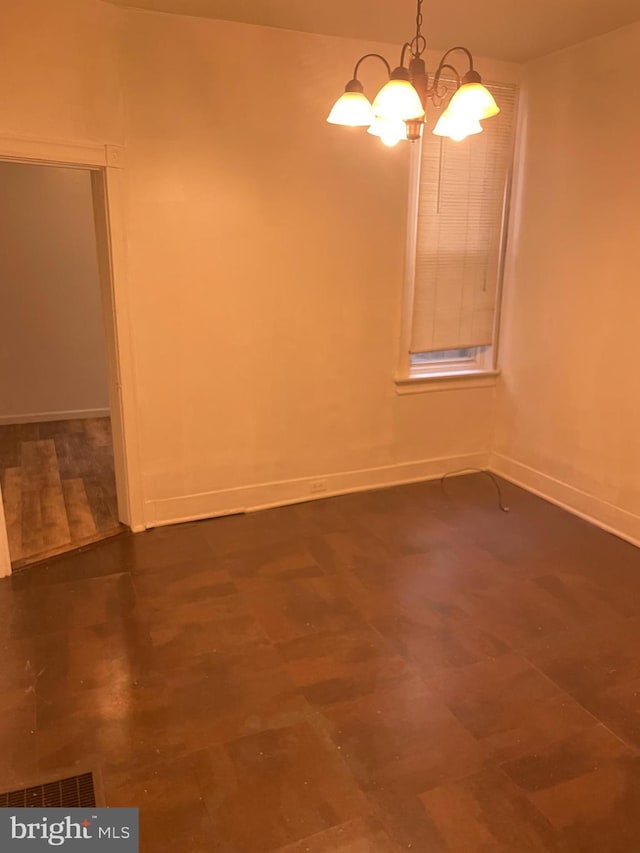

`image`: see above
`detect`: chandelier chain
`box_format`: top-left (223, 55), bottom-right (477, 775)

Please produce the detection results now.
top-left (412, 0), bottom-right (426, 58)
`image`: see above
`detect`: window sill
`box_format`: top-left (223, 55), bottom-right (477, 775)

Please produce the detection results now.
top-left (395, 369), bottom-right (500, 395)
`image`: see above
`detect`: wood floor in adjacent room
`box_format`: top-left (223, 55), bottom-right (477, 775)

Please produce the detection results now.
top-left (2, 474), bottom-right (640, 851)
top-left (0, 418), bottom-right (121, 568)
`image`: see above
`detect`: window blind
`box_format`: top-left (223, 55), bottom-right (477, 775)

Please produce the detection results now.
top-left (410, 82), bottom-right (518, 354)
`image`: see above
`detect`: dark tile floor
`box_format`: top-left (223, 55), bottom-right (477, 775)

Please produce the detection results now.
top-left (2, 474), bottom-right (640, 851)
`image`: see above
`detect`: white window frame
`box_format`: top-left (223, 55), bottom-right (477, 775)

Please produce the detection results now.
top-left (395, 121), bottom-right (515, 394)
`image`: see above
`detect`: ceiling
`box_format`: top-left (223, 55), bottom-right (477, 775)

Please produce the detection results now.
top-left (107, 0), bottom-right (639, 63)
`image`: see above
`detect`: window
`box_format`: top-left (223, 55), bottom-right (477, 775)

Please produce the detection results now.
top-left (399, 81), bottom-right (519, 384)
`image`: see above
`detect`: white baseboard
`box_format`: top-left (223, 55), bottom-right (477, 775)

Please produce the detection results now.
top-left (145, 451), bottom-right (491, 528)
top-left (0, 408), bottom-right (110, 425)
top-left (490, 452), bottom-right (640, 548)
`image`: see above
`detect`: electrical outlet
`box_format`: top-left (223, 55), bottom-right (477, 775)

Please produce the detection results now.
top-left (310, 480), bottom-right (327, 493)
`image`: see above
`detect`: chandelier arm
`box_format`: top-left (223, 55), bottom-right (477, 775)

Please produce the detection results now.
top-left (352, 53), bottom-right (392, 81)
top-left (432, 62), bottom-right (461, 96)
top-left (434, 45), bottom-right (475, 80)
top-left (400, 42), bottom-right (413, 68)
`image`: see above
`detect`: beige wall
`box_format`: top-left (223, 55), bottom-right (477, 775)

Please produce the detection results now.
top-left (494, 20), bottom-right (640, 542)
top-left (122, 11), bottom-right (518, 522)
top-left (0, 162), bottom-right (110, 421)
top-left (0, 0), bottom-right (123, 144)
top-left (0, 0), bottom-right (519, 526)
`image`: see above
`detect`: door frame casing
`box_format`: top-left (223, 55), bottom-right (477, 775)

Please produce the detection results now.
top-left (0, 136), bottom-right (144, 576)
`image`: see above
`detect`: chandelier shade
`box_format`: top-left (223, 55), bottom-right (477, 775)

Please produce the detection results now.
top-left (327, 91), bottom-right (374, 126)
top-left (446, 78), bottom-right (500, 121)
top-left (371, 72), bottom-right (425, 123)
top-left (432, 108), bottom-right (483, 142)
top-left (367, 117), bottom-right (408, 147)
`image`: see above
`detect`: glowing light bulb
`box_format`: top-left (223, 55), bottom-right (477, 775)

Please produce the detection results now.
top-left (433, 108), bottom-right (483, 142)
top-left (367, 117), bottom-right (407, 146)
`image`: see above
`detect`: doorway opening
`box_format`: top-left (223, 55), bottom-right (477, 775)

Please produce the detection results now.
top-left (0, 156), bottom-right (132, 570)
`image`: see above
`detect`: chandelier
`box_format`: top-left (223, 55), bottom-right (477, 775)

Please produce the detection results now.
top-left (326, 0), bottom-right (500, 146)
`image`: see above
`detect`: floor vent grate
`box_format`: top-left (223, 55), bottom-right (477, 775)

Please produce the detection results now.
top-left (0, 772), bottom-right (96, 808)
